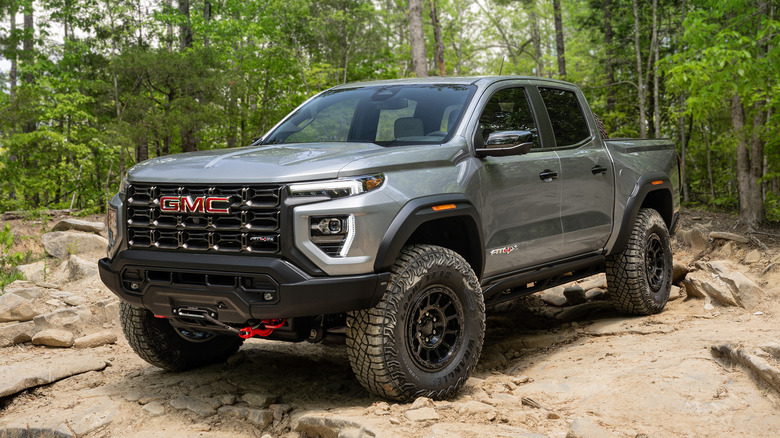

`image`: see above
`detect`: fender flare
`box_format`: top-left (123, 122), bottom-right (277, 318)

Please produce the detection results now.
top-left (609, 172), bottom-right (674, 255)
top-left (373, 194), bottom-right (485, 276)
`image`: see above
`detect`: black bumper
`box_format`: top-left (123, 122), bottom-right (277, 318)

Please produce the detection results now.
top-left (99, 250), bottom-right (391, 323)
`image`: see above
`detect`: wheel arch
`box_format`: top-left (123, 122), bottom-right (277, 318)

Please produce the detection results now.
top-left (609, 173), bottom-right (674, 256)
top-left (373, 195), bottom-right (485, 278)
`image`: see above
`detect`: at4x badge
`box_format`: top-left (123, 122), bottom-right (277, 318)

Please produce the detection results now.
top-left (490, 244), bottom-right (518, 256)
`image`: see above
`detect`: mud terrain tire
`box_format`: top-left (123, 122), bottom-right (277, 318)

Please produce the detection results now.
top-left (120, 301), bottom-right (243, 371)
top-left (606, 208), bottom-right (672, 315)
top-left (346, 244), bottom-right (485, 401)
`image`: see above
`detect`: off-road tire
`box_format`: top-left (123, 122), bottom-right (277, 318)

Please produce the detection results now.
top-left (346, 244), bottom-right (485, 401)
top-left (606, 208), bottom-right (672, 315)
top-left (120, 301), bottom-right (244, 371)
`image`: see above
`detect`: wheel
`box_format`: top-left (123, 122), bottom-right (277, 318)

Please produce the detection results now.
top-left (346, 244), bottom-right (485, 401)
top-left (120, 301), bottom-right (244, 371)
top-left (606, 208), bottom-right (672, 315)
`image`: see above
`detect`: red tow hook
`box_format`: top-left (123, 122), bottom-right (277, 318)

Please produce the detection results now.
top-left (238, 319), bottom-right (286, 339)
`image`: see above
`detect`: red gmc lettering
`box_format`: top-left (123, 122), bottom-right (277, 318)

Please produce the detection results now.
top-left (160, 196), bottom-right (181, 212)
top-left (205, 197), bottom-right (229, 214)
top-left (158, 196), bottom-right (230, 214)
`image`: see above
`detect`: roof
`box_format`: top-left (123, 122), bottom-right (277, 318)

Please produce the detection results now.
top-left (331, 75), bottom-right (576, 89)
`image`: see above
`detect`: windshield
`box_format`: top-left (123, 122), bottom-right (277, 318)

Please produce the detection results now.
top-left (262, 84), bottom-right (476, 146)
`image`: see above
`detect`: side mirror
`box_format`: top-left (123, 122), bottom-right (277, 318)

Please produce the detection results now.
top-left (475, 130), bottom-right (534, 157)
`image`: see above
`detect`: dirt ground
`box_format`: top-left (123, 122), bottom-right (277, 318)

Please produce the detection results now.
top-left (1, 209), bottom-right (779, 438)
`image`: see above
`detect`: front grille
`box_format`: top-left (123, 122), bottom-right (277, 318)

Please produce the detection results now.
top-left (125, 184), bottom-right (282, 254)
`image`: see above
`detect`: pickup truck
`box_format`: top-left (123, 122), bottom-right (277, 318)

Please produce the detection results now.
top-left (99, 76), bottom-right (680, 402)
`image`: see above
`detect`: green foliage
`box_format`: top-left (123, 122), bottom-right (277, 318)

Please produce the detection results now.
top-left (0, 224), bottom-right (28, 292)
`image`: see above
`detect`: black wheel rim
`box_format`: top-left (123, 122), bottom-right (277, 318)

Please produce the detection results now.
top-left (175, 329), bottom-right (215, 342)
top-left (645, 233), bottom-right (666, 292)
top-left (406, 286), bottom-right (464, 371)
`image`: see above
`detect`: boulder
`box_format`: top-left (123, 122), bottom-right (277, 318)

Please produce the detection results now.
top-left (4, 286), bottom-right (46, 300)
top-left (0, 321), bottom-right (36, 347)
top-left (12, 261), bottom-right (48, 283)
top-left (0, 354), bottom-right (106, 398)
top-left (709, 231), bottom-right (750, 244)
top-left (681, 261), bottom-right (765, 309)
top-left (170, 395), bottom-right (215, 416)
top-left (669, 285), bottom-right (682, 301)
top-left (563, 286), bottom-right (587, 305)
top-left (67, 255), bottom-right (98, 281)
top-left (585, 287), bottom-right (606, 301)
top-left (143, 401), bottom-right (166, 416)
top-left (74, 331), bottom-right (118, 348)
top-left (41, 231), bottom-right (108, 259)
top-left (51, 218), bottom-right (106, 234)
top-left (677, 226), bottom-right (709, 252)
top-left (578, 274), bottom-right (607, 291)
top-left (405, 407), bottom-right (440, 422)
top-left (241, 392), bottom-right (277, 408)
top-left (672, 261), bottom-right (689, 284)
top-left (32, 329), bottom-right (75, 347)
top-left (566, 418), bottom-right (618, 438)
top-left (744, 250), bottom-right (761, 264)
top-left (0, 293), bottom-right (38, 322)
top-left (295, 414), bottom-right (376, 438)
top-left (540, 286), bottom-right (568, 307)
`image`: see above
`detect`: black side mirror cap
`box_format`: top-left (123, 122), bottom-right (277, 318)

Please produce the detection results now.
top-left (475, 140), bottom-right (534, 157)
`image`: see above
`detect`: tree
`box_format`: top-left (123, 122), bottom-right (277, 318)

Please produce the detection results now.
top-left (408, 0), bottom-right (427, 76)
top-left (552, 0), bottom-right (565, 78)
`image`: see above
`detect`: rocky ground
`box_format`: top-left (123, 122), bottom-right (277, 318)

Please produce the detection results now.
top-left (0, 210), bottom-right (779, 438)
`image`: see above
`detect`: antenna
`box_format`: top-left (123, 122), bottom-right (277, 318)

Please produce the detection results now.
top-left (499, 57), bottom-right (505, 75)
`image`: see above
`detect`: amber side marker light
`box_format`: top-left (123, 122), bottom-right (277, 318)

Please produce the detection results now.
top-left (651, 180), bottom-right (663, 185)
top-left (432, 204), bottom-right (456, 211)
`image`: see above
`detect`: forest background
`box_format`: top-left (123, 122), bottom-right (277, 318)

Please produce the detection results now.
top-left (0, 0), bottom-right (778, 228)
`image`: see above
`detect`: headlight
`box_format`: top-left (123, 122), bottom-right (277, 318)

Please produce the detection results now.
top-left (118, 177), bottom-right (129, 193)
top-left (107, 207), bottom-right (119, 251)
top-left (288, 174), bottom-right (384, 199)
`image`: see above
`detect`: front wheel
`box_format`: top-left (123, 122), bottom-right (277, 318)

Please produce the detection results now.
top-left (346, 244), bottom-right (485, 401)
top-left (120, 301), bottom-right (244, 371)
top-left (606, 208), bottom-right (672, 315)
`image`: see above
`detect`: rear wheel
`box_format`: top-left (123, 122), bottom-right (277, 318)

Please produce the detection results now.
top-left (120, 301), bottom-right (244, 371)
top-left (346, 244), bottom-right (485, 401)
top-left (606, 208), bottom-right (672, 315)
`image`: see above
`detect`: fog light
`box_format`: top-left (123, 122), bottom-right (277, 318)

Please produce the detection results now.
top-left (310, 215), bottom-right (355, 257)
top-left (263, 292), bottom-right (274, 301)
top-left (130, 282), bottom-right (140, 290)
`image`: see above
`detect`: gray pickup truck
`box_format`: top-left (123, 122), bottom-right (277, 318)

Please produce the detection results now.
top-left (99, 76), bottom-right (679, 401)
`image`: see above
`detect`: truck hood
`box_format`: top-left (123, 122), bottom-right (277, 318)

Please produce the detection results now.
top-left (127, 143), bottom-right (389, 184)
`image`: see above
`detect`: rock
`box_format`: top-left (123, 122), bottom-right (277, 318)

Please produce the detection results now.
top-left (270, 403), bottom-right (292, 421)
top-left (585, 287), bottom-right (606, 301)
top-left (405, 407), bottom-right (440, 422)
top-left (678, 227), bottom-right (709, 252)
top-left (143, 401), bottom-right (166, 416)
top-left (41, 231), bottom-right (108, 259)
top-left (295, 414), bottom-right (376, 438)
top-left (713, 241), bottom-right (735, 258)
top-left (74, 331), bottom-right (118, 348)
top-left (744, 250), bottom-right (761, 264)
top-left (410, 396), bottom-right (435, 410)
top-left (698, 261), bottom-right (764, 309)
top-left (521, 397), bottom-right (543, 409)
top-left (32, 329), bottom-right (74, 347)
top-left (711, 344), bottom-right (780, 393)
top-left (0, 426), bottom-right (74, 438)
top-left (67, 255), bottom-right (99, 281)
top-left (34, 307), bottom-right (85, 333)
top-left (69, 403), bottom-right (120, 436)
top-left (5, 286), bottom-right (45, 300)
top-left (563, 286), bottom-right (587, 305)
top-left (669, 285), bottom-right (682, 301)
top-left (458, 400), bottom-right (495, 415)
top-left (12, 261), bottom-right (48, 284)
top-left (556, 301), bottom-right (615, 322)
top-left (64, 295), bottom-right (87, 306)
top-left (540, 286), bottom-right (568, 307)
top-left (0, 293), bottom-right (38, 322)
top-left (51, 218), bottom-right (106, 234)
top-left (220, 394), bottom-right (237, 406)
top-left (672, 261), bottom-right (688, 284)
top-left (578, 274), bottom-right (607, 291)
top-left (566, 418), bottom-right (617, 438)
top-left (0, 354), bottom-right (107, 397)
top-left (0, 320), bottom-right (36, 347)
top-left (709, 231), bottom-right (750, 244)
top-left (241, 392), bottom-right (277, 408)
top-left (246, 409), bottom-right (274, 428)
top-left (170, 395), bottom-right (215, 416)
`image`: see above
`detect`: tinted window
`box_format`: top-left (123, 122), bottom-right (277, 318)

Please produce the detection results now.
top-left (539, 88), bottom-right (590, 146)
top-left (478, 87), bottom-right (540, 148)
top-left (264, 84), bottom-right (476, 146)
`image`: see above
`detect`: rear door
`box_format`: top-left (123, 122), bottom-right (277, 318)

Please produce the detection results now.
top-left (473, 84), bottom-right (564, 278)
top-left (537, 86), bottom-right (614, 256)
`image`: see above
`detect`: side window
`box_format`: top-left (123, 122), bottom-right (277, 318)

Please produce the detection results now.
top-left (539, 88), bottom-right (590, 147)
top-left (286, 98), bottom-right (359, 143)
top-left (478, 87), bottom-right (540, 148)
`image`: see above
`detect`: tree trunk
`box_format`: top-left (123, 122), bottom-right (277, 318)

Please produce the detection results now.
top-left (552, 0), bottom-right (566, 78)
top-left (731, 95), bottom-right (763, 228)
top-left (702, 125), bottom-right (714, 199)
top-left (428, 0), bottom-right (445, 76)
top-left (604, 0), bottom-right (614, 112)
top-left (652, 0), bottom-right (660, 138)
top-left (408, 0), bottom-right (428, 77)
top-left (631, 0), bottom-right (646, 138)
top-left (166, 0), bottom-right (174, 52)
top-left (22, 5), bottom-right (34, 134)
top-left (137, 135), bottom-right (149, 163)
top-left (179, 0), bottom-right (192, 50)
top-left (527, 0), bottom-right (543, 77)
top-left (9, 3), bottom-right (17, 102)
top-left (204, 1), bottom-right (211, 48)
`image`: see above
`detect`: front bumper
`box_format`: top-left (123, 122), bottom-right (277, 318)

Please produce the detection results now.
top-left (99, 250), bottom-right (391, 323)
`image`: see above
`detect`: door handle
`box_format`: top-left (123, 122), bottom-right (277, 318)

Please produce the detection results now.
top-left (591, 165), bottom-right (608, 175)
top-left (539, 170), bottom-right (558, 182)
